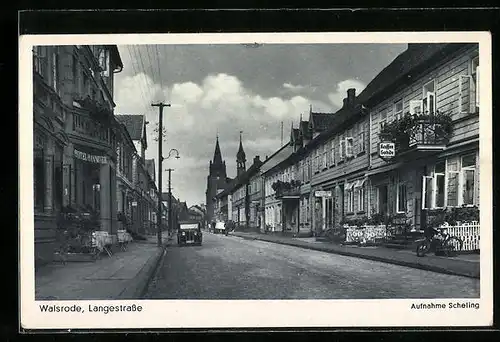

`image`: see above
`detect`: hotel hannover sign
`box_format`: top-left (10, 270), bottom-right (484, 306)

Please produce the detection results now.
top-left (379, 141), bottom-right (395, 162)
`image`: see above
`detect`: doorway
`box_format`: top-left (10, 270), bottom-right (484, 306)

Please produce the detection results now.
top-left (378, 184), bottom-right (388, 216)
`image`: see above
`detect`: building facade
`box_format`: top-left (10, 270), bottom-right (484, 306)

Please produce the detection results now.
top-left (361, 43), bottom-right (480, 235)
top-left (33, 44), bottom-right (123, 265)
top-left (205, 137), bottom-right (231, 223)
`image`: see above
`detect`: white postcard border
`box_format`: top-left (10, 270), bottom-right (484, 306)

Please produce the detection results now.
top-left (19, 31), bottom-right (493, 330)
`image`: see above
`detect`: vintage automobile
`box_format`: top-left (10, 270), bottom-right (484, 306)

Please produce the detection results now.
top-left (177, 220), bottom-right (203, 246)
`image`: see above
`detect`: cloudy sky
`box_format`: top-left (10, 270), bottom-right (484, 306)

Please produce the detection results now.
top-left (114, 43), bottom-right (407, 206)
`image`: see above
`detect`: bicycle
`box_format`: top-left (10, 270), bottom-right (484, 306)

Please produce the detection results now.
top-left (415, 227), bottom-right (463, 257)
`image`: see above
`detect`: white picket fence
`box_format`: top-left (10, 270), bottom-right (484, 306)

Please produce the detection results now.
top-left (438, 221), bottom-right (480, 251)
top-left (345, 225), bottom-right (387, 243)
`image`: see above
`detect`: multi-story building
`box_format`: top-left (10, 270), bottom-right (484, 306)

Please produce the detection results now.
top-left (115, 114), bottom-right (153, 236)
top-left (115, 119), bottom-right (136, 231)
top-left (262, 144), bottom-right (294, 232)
top-left (33, 44), bottom-right (123, 266)
top-left (361, 43), bottom-right (480, 236)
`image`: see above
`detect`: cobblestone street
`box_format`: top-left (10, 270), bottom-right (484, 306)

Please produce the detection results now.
top-left (144, 233), bottom-right (480, 299)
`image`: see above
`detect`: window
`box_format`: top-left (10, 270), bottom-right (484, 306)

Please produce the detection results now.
top-left (472, 57), bottom-right (479, 110)
top-left (396, 178), bottom-right (407, 213)
top-left (356, 179), bottom-right (366, 212)
top-left (346, 182), bottom-right (355, 213)
top-left (346, 137), bottom-right (354, 157)
top-left (322, 145), bottom-right (327, 169)
top-left (339, 139), bottom-right (346, 160)
top-left (447, 160), bottom-right (460, 206)
top-left (462, 153), bottom-right (476, 205)
top-left (422, 175), bottom-right (433, 210)
top-left (33, 46), bottom-right (46, 77)
top-left (53, 144), bottom-right (64, 212)
top-left (83, 71), bottom-right (89, 96)
top-left (358, 130), bottom-right (365, 153)
top-left (380, 110), bottom-right (387, 130)
top-left (52, 50), bottom-right (59, 93)
top-left (409, 100), bottom-right (422, 115)
top-left (72, 54), bottom-right (78, 82)
top-left (434, 161), bottom-right (446, 208)
top-left (34, 134), bottom-right (46, 212)
top-left (423, 80), bottom-right (436, 115)
top-left (330, 140), bottom-right (335, 166)
top-left (394, 100), bottom-right (403, 120)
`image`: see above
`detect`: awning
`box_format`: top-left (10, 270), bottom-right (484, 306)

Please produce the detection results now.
top-left (354, 178), bottom-right (367, 188)
top-left (366, 162), bottom-right (403, 177)
top-left (344, 182), bottom-right (355, 191)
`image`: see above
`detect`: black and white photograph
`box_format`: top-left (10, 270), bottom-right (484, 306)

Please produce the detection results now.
top-left (19, 32), bottom-right (492, 329)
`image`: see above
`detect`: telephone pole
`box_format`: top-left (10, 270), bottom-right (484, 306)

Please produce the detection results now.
top-left (151, 102), bottom-right (171, 247)
top-left (166, 168), bottom-right (174, 237)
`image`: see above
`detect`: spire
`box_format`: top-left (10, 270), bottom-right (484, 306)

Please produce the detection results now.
top-left (237, 130), bottom-right (246, 162)
top-left (237, 130), bottom-right (246, 177)
top-left (213, 135), bottom-right (223, 164)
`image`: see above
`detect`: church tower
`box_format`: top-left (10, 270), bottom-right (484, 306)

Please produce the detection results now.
top-left (236, 131), bottom-right (246, 177)
top-left (206, 135), bottom-right (228, 222)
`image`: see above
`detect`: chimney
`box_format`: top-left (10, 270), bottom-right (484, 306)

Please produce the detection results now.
top-left (342, 98), bottom-right (348, 108)
top-left (254, 155), bottom-right (260, 164)
top-left (347, 88), bottom-right (356, 107)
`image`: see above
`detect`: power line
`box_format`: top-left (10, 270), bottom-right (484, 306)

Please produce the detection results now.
top-left (155, 45), bottom-right (164, 92)
top-left (125, 45), bottom-right (150, 116)
top-left (132, 45), bottom-right (155, 105)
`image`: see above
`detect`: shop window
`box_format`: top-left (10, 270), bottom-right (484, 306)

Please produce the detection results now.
top-left (34, 147), bottom-right (45, 212)
top-left (396, 178), bottom-right (407, 213)
top-left (394, 100), bottom-right (403, 120)
top-left (53, 144), bottom-right (64, 212)
top-left (345, 182), bottom-right (355, 213)
top-left (355, 179), bottom-right (366, 213)
top-left (462, 153), bottom-right (476, 206)
top-left (434, 161), bottom-right (446, 208)
top-left (422, 80), bottom-right (436, 115)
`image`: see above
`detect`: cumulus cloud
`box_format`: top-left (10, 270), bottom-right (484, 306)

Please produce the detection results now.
top-left (283, 82), bottom-right (305, 92)
top-left (114, 72), bottom-right (325, 206)
top-left (327, 79), bottom-right (366, 109)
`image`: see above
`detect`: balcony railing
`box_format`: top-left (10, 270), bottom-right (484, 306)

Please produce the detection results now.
top-left (272, 180), bottom-right (301, 199)
top-left (379, 112), bottom-right (453, 154)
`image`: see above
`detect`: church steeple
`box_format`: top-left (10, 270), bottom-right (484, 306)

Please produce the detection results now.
top-left (236, 130), bottom-right (246, 177)
top-left (213, 134), bottom-right (223, 165)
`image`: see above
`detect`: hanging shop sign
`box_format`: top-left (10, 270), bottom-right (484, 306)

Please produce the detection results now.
top-left (315, 190), bottom-right (332, 198)
top-left (379, 142), bottom-right (395, 161)
top-left (74, 149), bottom-right (108, 164)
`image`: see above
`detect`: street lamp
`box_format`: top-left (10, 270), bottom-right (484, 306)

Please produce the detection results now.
top-left (164, 149), bottom-right (180, 237)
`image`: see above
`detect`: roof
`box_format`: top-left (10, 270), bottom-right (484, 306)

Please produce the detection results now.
top-left (357, 43), bottom-right (472, 106)
top-left (290, 128), bottom-right (301, 145)
top-left (299, 120), bottom-right (312, 140)
top-left (145, 159), bottom-right (155, 180)
top-left (215, 158), bottom-right (263, 198)
top-left (115, 114), bottom-right (144, 141)
top-left (260, 144), bottom-right (294, 175)
top-left (311, 112), bottom-right (337, 132)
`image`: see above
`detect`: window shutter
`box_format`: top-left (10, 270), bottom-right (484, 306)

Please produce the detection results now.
top-left (459, 75), bottom-right (472, 114)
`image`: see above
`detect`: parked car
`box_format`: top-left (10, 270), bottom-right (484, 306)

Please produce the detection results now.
top-left (214, 221), bottom-right (226, 234)
top-left (177, 220), bottom-right (203, 246)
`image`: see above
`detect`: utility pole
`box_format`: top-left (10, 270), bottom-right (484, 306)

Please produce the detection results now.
top-left (151, 102), bottom-right (171, 247)
top-left (166, 168), bottom-right (174, 238)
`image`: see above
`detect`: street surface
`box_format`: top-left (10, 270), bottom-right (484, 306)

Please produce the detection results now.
top-left (144, 232), bottom-right (479, 299)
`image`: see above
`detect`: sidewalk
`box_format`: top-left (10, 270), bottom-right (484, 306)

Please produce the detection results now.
top-left (35, 234), bottom-right (168, 300)
top-left (230, 231), bottom-right (480, 279)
